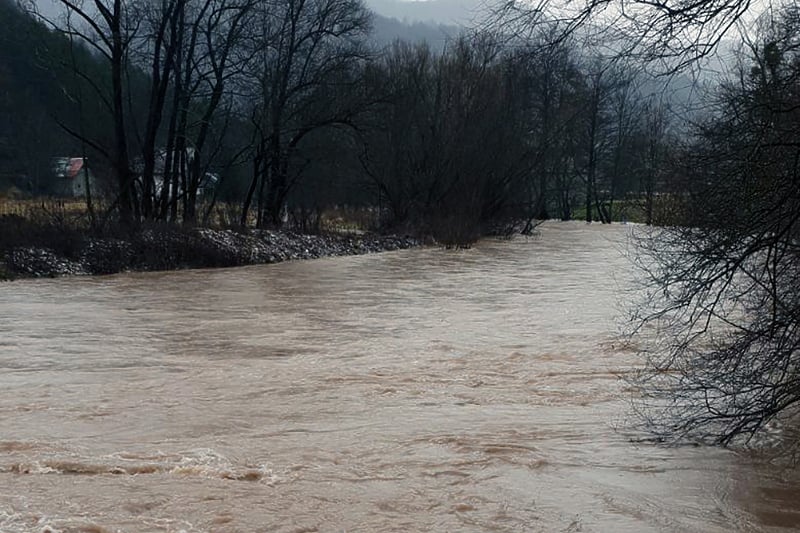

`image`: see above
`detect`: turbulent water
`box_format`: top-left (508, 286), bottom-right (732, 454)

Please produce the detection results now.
top-left (0, 222), bottom-right (798, 533)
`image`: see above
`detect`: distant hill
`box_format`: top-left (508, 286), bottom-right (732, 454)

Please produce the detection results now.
top-left (0, 0), bottom-right (114, 194)
top-left (367, 0), bottom-right (487, 25)
top-left (370, 14), bottom-right (461, 50)
top-left (0, 0), bottom-right (73, 189)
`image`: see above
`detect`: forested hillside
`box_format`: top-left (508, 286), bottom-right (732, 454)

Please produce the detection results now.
top-left (0, 0), bottom-right (92, 192)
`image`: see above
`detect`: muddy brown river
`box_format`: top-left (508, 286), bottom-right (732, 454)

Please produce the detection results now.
top-left (1, 222), bottom-right (798, 532)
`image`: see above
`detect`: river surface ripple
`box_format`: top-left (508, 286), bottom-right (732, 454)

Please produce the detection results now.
top-left (0, 222), bottom-right (798, 532)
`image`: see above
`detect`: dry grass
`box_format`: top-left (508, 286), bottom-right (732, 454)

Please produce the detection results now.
top-left (0, 198), bottom-right (92, 218)
top-left (0, 198), bottom-right (384, 235)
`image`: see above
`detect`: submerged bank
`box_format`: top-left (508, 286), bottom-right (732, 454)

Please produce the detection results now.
top-left (0, 225), bottom-right (419, 279)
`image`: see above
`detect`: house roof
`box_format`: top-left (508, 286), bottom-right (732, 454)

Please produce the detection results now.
top-left (66, 158), bottom-right (84, 179)
top-left (52, 157), bottom-right (86, 179)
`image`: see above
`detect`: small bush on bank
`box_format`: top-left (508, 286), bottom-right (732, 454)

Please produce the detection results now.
top-left (130, 224), bottom-right (240, 271)
top-left (427, 213), bottom-right (482, 249)
top-left (0, 212), bottom-right (88, 261)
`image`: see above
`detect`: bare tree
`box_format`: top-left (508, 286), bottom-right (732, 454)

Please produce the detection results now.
top-left (628, 9), bottom-right (800, 446)
top-left (38, 0), bottom-right (139, 224)
top-left (638, 96), bottom-right (671, 225)
top-left (181, 0), bottom-right (254, 223)
top-left (241, 0), bottom-right (372, 228)
top-left (492, 0), bottom-right (762, 72)
top-left (603, 65), bottom-right (642, 222)
top-left (581, 61), bottom-right (606, 223)
top-left (135, 0), bottom-right (185, 220)
top-left (505, 30), bottom-right (584, 224)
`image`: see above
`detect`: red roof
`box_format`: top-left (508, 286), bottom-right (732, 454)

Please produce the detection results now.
top-left (66, 158), bottom-right (84, 179)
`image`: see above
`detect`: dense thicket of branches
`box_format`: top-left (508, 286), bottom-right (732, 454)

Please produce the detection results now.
top-left (630, 7), bottom-right (800, 446)
top-left (493, 0), bottom-right (756, 71)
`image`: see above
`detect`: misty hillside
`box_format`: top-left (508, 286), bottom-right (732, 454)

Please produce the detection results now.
top-left (370, 14), bottom-right (460, 49)
top-left (368, 0), bottom-right (486, 24)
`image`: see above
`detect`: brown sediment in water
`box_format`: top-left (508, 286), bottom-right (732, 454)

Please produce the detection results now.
top-left (0, 222), bottom-right (798, 532)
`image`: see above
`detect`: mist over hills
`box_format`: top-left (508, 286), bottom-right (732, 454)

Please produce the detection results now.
top-left (30, 0), bottom-right (466, 49)
top-left (17, 0), bottom-right (710, 110)
top-left (368, 0), bottom-right (486, 24)
top-left (370, 13), bottom-right (460, 48)
top-left (33, 0), bottom-right (483, 25)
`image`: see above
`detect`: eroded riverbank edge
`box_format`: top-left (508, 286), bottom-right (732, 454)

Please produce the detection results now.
top-left (0, 226), bottom-right (420, 280)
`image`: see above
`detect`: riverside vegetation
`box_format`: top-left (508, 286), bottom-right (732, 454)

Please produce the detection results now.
top-left (0, 205), bottom-right (418, 279)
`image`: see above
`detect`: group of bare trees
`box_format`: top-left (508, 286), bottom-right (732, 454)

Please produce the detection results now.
top-left (493, 0), bottom-right (800, 449)
top-left (357, 37), bottom-right (533, 241)
top-left (30, 0), bottom-right (257, 224)
top-left (483, 0), bottom-right (800, 450)
top-left (357, 35), bottom-right (680, 239)
top-left (239, 0), bottom-right (372, 228)
top-left (23, 0), bottom-right (681, 236)
top-left (29, 0), bottom-right (371, 227)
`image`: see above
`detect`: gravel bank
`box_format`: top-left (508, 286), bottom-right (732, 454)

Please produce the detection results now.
top-left (1, 227), bottom-right (419, 279)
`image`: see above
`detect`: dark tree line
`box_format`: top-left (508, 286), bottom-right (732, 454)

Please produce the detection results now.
top-left (2, 0), bottom-right (681, 241)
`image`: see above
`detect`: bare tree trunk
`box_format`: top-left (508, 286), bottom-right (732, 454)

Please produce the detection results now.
top-left (106, 1), bottom-right (134, 225)
top-left (585, 99), bottom-right (598, 223)
top-left (140, 0), bottom-right (182, 220)
top-left (240, 148), bottom-right (262, 227)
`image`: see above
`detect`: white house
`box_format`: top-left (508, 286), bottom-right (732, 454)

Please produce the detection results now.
top-left (51, 157), bottom-right (95, 197)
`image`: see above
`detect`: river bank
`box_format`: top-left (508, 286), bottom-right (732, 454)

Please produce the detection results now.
top-left (0, 223), bottom-right (419, 279)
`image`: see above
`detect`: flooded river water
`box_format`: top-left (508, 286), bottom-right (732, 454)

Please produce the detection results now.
top-left (1, 222), bottom-right (798, 532)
